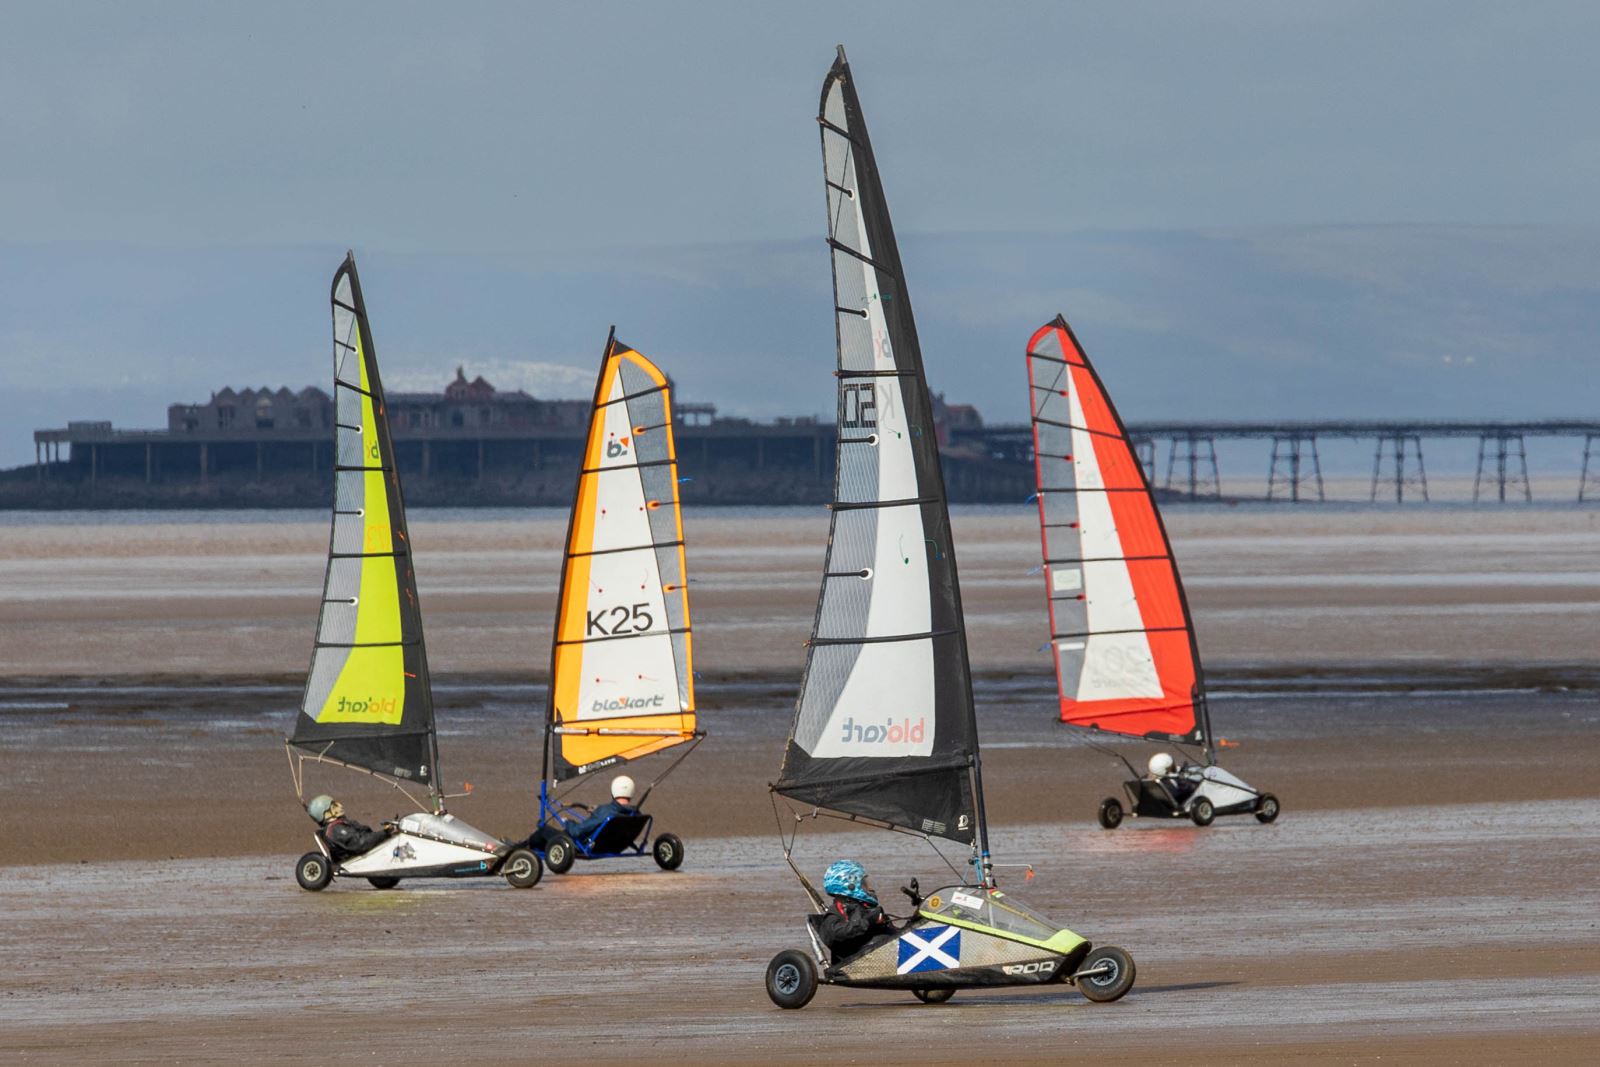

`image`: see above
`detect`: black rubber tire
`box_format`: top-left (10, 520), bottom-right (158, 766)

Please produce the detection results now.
top-left (367, 876), bottom-right (401, 890)
top-left (1097, 797), bottom-right (1124, 830)
top-left (1077, 945), bottom-right (1136, 1003)
top-left (765, 950), bottom-right (818, 1010)
top-left (544, 833), bottom-right (576, 875)
top-left (912, 987), bottom-right (956, 1004)
top-left (1255, 794), bottom-right (1281, 824)
top-left (1190, 797), bottom-right (1215, 827)
top-left (295, 852), bottom-right (333, 892)
top-left (502, 848), bottom-right (542, 888)
top-left (652, 832), bottom-right (685, 871)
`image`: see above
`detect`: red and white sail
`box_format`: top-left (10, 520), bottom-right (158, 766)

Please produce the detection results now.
top-left (1026, 316), bottom-right (1207, 746)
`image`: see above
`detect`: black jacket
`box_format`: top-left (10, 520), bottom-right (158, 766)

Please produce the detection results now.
top-left (324, 817), bottom-right (391, 860)
top-left (817, 895), bottom-right (895, 963)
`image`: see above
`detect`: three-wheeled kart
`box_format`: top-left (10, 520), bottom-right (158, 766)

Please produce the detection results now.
top-left (527, 784), bottom-right (685, 876)
top-left (295, 811), bottom-right (542, 891)
top-left (1097, 760), bottom-right (1280, 830)
top-left (764, 880), bottom-right (1135, 1009)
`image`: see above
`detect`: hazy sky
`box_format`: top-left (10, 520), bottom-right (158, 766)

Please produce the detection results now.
top-left (3, 3), bottom-right (1599, 468)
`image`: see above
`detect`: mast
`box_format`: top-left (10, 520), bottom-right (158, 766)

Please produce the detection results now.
top-left (775, 47), bottom-right (986, 868)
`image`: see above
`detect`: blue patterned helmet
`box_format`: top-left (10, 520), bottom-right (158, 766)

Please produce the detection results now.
top-left (823, 859), bottom-right (877, 904)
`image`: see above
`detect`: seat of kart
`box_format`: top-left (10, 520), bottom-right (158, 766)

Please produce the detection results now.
top-left (577, 813), bottom-right (650, 854)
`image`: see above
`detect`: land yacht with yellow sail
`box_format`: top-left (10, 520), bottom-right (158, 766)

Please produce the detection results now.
top-left (285, 252), bottom-right (540, 892)
top-left (526, 329), bottom-right (700, 875)
top-left (763, 49), bottom-right (1134, 1010)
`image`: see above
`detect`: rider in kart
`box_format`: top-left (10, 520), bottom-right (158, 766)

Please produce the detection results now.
top-left (529, 775), bottom-right (641, 848)
top-left (308, 794), bottom-right (396, 861)
top-left (816, 859), bottom-right (899, 963)
top-left (1146, 752), bottom-right (1198, 805)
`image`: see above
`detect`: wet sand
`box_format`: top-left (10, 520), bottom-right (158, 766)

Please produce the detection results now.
top-left (2, 506), bottom-right (1599, 677)
top-left (3, 506), bottom-right (1598, 1062)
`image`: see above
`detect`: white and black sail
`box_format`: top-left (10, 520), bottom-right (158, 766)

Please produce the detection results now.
top-left (773, 48), bottom-right (983, 846)
top-left (289, 253), bottom-right (439, 788)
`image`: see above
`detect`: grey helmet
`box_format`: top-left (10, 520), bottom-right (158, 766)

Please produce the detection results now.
top-left (307, 795), bottom-right (336, 823)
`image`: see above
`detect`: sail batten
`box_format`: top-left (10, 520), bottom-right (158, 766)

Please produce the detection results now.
top-left (1027, 315), bottom-right (1208, 749)
top-left (290, 253), bottom-right (438, 787)
top-left (774, 49), bottom-right (982, 847)
top-left (544, 334), bottom-right (696, 783)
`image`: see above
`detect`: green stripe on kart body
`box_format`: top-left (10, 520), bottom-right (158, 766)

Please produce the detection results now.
top-left (919, 911), bottom-right (1089, 955)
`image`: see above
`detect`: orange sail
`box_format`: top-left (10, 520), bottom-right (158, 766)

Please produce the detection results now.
top-left (544, 332), bottom-right (696, 781)
top-left (1026, 316), bottom-right (1208, 747)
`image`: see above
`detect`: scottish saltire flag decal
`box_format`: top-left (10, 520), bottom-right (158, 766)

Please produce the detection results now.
top-left (896, 925), bottom-right (961, 974)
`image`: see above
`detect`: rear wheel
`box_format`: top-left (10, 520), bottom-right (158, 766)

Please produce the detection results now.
top-left (1255, 794), bottom-right (1280, 823)
top-left (765, 950), bottom-right (818, 1010)
top-left (295, 852), bottom-right (333, 892)
top-left (1097, 797), bottom-right (1124, 830)
top-left (653, 832), bottom-right (685, 871)
top-left (912, 987), bottom-right (955, 1004)
top-left (1077, 945), bottom-right (1136, 1003)
top-left (544, 833), bottom-right (576, 874)
top-left (367, 876), bottom-right (400, 890)
top-left (1190, 797), bottom-right (1215, 827)
top-left (502, 848), bottom-right (542, 888)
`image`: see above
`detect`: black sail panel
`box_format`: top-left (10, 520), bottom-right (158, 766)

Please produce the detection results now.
top-left (774, 49), bottom-right (981, 845)
top-left (289, 253), bottom-right (438, 786)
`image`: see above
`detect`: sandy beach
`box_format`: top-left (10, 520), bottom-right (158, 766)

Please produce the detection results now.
top-left (2, 506), bottom-right (1598, 1064)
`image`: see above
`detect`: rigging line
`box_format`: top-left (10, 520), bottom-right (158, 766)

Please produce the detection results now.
top-left (334, 339), bottom-right (356, 352)
top-left (553, 626), bottom-right (691, 647)
top-left (1052, 625), bottom-right (1188, 639)
top-left (1037, 487), bottom-right (1150, 494)
top-left (312, 639), bottom-right (422, 649)
top-left (825, 179), bottom-right (856, 201)
top-left (829, 495), bottom-right (935, 512)
top-left (1046, 554), bottom-right (1174, 564)
top-left (808, 628), bottom-right (955, 647)
top-left (332, 465), bottom-right (393, 473)
top-left (595, 384), bottom-right (667, 409)
top-left (836, 369), bottom-right (915, 379)
top-left (578, 458), bottom-right (676, 474)
top-left (828, 141), bottom-right (855, 238)
top-left (328, 550), bottom-right (409, 559)
top-left (568, 538), bottom-right (685, 559)
top-left (334, 380), bottom-right (375, 399)
top-left (835, 305), bottom-right (869, 318)
top-left (334, 421), bottom-right (363, 432)
top-left (332, 298), bottom-right (358, 313)
top-left (827, 237), bottom-right (898, 278)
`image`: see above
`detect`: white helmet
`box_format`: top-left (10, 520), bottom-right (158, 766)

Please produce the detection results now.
top-left (610, 775), bottom-right (636, 801)
top-left (1147, 753), bottom-right (1174, 777)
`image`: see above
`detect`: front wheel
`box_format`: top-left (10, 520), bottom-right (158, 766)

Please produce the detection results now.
top-left (544, 833), bottom-right (576, 875)
top-left (502, 848), bottom-right (542, 888)
top-left (765, 949), bottom-right (818, 1010)
top-left (913, 987), bottom-right (955, 1004)
top-left (1077, 945), bottom-right (1136, 1003)
top-left (1097, 797), bottom-right (1124, 830)
top-left (653, 832), bottom-right (685, 871)
top-left (367, 876), bottom-right (400, 890)
top-left (295, 852), bottom-right (333, 892)
top-left (1255, 794), bottom-right (1281, 823)
top-left (1190, 797), bottom-right (1215, 827)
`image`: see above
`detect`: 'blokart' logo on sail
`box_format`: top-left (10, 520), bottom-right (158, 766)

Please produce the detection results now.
top-left (591, 694), bottom-right (665, 714)
top-left (334, 695), bottom-right (397, 717)
top-left (320, 693), bottom-right (404, 726)
top-left (838, 715), bottom-right (925, 746)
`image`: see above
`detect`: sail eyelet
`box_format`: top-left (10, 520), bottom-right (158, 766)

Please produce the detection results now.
top-left (867, 434), bottom-right (879, 446)
top-left (348, 596), bottom-right (359, 605)
top-left (858, 568), bottom-right (873, 580)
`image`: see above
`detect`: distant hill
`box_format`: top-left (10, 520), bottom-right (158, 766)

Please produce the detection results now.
top-left (4, 225), bottom-right (1598, 470)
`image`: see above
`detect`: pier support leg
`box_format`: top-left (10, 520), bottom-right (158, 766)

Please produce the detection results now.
top-left (1473, 432), bottom-right (1530, 503)
top-left (1164, 433), bottom-right (1220, 499)
top-left (146, 442), bottom-right (153, 484)
top-left (1268, 434), bottom-right (1325, 502)
top-left (1582, 435), bottom-right (1600, 503)
top-left (1370, 434), bottom-right (1428, 503)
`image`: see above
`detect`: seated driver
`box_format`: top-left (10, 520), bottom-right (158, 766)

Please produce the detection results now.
top-left (1146, 752), bottom-right (1198, 805)
top-left (308, 794), bottom-right (395, 860)
top-left (816, 859), bottom-right (898, 963)
top-left (530, 774), bottom-right (640, 847)
top-left (565, 775), bottom-right (640, 841)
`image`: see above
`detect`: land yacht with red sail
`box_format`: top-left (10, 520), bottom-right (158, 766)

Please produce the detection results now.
top-left (1025, 315), bottom-right (1280, 829)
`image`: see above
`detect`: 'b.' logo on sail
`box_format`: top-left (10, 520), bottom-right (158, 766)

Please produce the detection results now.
top-left (606, 436), bottom-right (630, 459)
